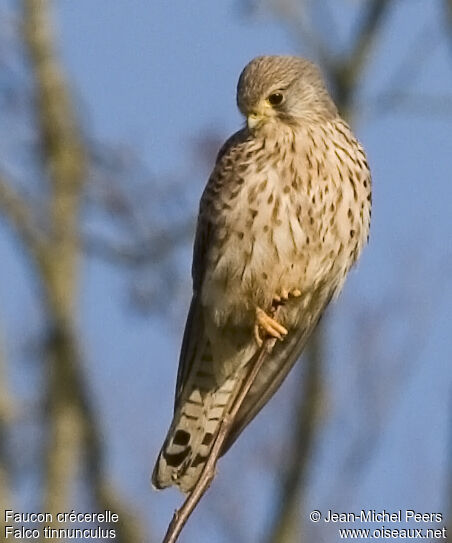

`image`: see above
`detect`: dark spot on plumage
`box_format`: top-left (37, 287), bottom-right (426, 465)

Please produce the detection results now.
top-left (164, 447), bottom-right (191, 467)
top-left (267, 193), bottom-right (274, 204)
top-left (336, 126), bottom-right (354, 148)
top-left (350, 229), bottom-right (355, 238)
top-left (330, 203), bottom-right (335, 212)
top-left (237, 231), bottom-right (244, 239)
top-left (263, 225), bottom-right (269, 232)
top-left (283, 185), bottom-right (290, 194)
top-left (192, 453), bottom-right (207, 468)
top-left (237, 163), bottom-right (248, 173)
top-left (256, 159), bottom-right (266, 173)
top-left (272, 197), bottom-right (280, 220)
top-left (230, 188), bottom-right (240, 199)
top-left (296, 204), bottom-right (302, 215)
top-left (363, 179), bottom-right (368, 188)
top-left (347, 208), bottom-right (353, 219)
top-left (237, 177), bottom-right (245, 185)
top-left (338, 142), bottom-right (354, 162)
top-left (291, 178), bottom-right (298, 190)
top-left (258, 179), bottom-right (268, 192)
top-left (248, 189), bottom-right (257, 204)
top-left (202, 433), bottom-right (214, 446)
top-left (262, 272), bottom-right (268, 280)
top-left (306, 151), bottom-right (313, 169)
top-left (173, 430), bottom-right (191, 447)
top-left (334, 150), bottom-right (344, 165)
top-left (222, 202), bottom-right (231, 210)
top-left (311, 195), bottom-right (316, 205)
top-left (321, 136), bottom-right (330, 150)
top-left (310, 216), bottom-right (314, 225)
top-left (306, 236), bottom-right (310, 245)
top-left (250, 208), bottom-right (258, 219)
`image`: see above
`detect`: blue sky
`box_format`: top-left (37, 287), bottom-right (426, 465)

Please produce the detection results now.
top-left (1, 1), bottom-right (452, 541)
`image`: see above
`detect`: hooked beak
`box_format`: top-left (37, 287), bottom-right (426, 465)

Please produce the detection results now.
top-left (247, 112), bottom-right (266, 130)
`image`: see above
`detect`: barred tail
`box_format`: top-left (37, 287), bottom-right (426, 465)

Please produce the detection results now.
top-left (152, 352), bottom-right (239, 493)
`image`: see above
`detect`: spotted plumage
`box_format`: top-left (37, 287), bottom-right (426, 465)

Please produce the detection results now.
top-left (152, 55), bottom-right (371, 493)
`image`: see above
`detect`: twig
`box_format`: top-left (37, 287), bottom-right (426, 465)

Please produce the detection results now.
top-left (162, 309), bottom-right (280, 543)
top-left (0, 175), bottom-right (48, 262)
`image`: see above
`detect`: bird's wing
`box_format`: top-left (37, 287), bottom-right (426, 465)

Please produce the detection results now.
top-left (175, 129), bottom-right (247, 407)
top-left (222, 291), bottom-right (333, 454)
top-left (173, 213), bottom-right (211, 409)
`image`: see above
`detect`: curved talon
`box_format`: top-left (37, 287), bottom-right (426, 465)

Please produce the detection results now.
top-left (280, 288), bottom-right (289, 300)
top-left (255, 307), bottom-right (288, 346)
top-left (273, 288), bottom-right (302, 307)
top-left (254, 324), bottom-right (263, 347)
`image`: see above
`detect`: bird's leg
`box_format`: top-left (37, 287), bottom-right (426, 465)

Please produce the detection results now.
top-left (254, 307), bottom-right (288, 347)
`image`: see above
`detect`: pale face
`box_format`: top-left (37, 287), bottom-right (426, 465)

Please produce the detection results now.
top-left (236, 55), bottom-right (337, 130)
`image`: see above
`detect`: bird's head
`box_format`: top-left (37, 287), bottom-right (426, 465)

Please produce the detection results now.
top-left (236, 55), bottom-right (337, 133)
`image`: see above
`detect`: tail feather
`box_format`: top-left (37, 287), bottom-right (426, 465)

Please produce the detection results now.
top-left (152, 342), bottom-right (241, 493)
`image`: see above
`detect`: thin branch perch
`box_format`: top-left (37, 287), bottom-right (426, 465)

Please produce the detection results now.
top-left (162, 309), bottom-right (281, 543)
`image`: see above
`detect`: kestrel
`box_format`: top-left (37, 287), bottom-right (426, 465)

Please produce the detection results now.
top-left (153, 56), bottom-right (371, 493)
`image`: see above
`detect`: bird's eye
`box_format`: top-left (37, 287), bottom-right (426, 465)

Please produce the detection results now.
top-left (268, 92), bottom-right (284, 106)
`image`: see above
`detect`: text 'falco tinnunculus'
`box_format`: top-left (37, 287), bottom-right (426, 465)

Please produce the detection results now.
top-left (153, 55), bottom-right (371, 493)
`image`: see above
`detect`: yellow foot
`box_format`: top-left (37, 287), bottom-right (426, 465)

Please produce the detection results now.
top-left (254, 307), bottom-right (288, 347)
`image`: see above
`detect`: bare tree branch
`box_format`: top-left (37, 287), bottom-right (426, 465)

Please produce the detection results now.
top-left (0, 174), bottom-right (47, 261)
top-left (22, 0), bottom-right (86, 522)
top-left (20, 4), bottom-right (147, 540)
top-left (0, 329), bottom-right (15, 539)
top-left (331, 0), bottom-right (392, 116)
top-left (162, 309), bottom-right (281, 543)
top-left (84, 217), bottom-right (195, 267)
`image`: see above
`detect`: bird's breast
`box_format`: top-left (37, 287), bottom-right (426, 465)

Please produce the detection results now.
top-left (200, 123), bottom-right (370, 328)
